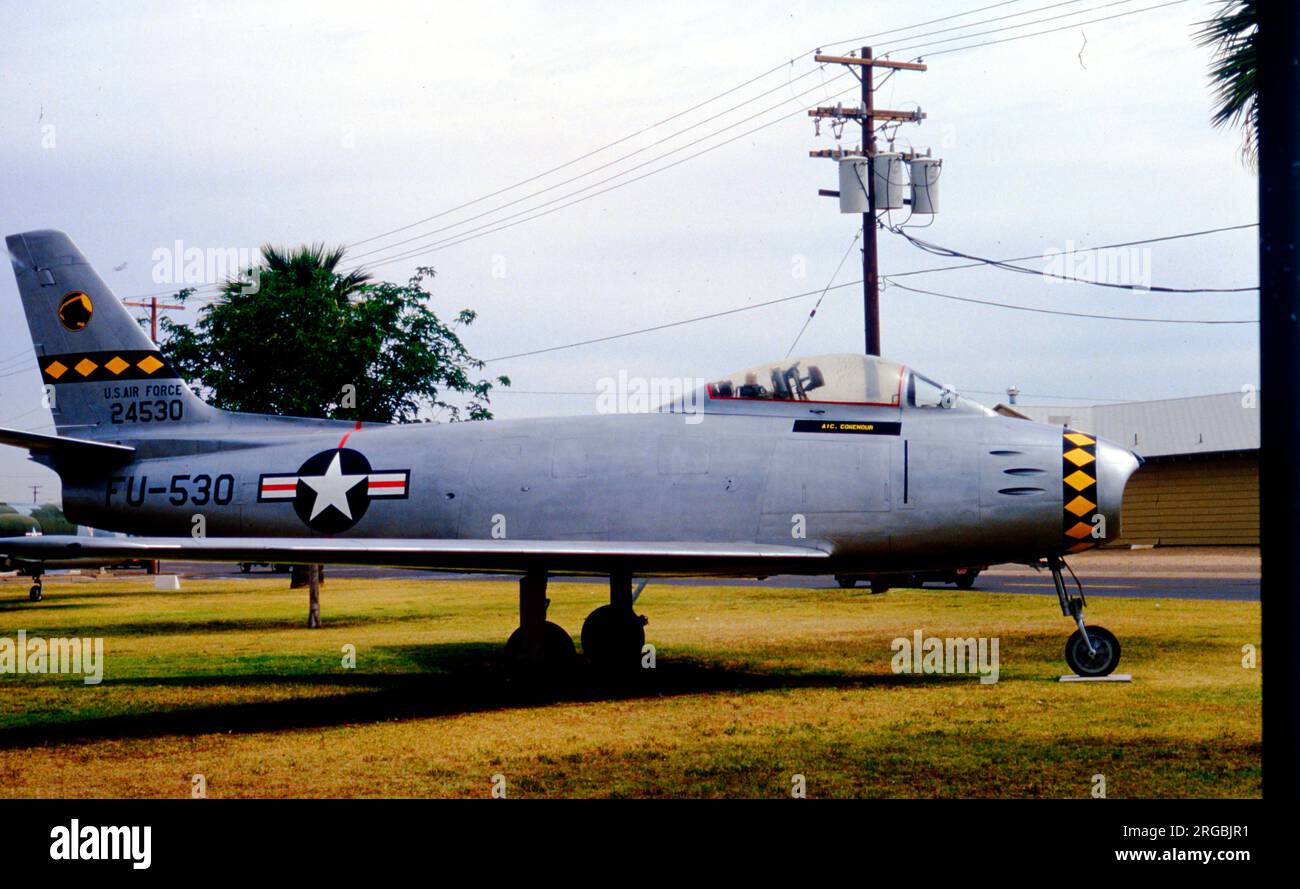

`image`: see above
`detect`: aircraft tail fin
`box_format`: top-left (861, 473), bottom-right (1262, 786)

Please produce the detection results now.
top-left (6, 230), bottom-right (218, 437)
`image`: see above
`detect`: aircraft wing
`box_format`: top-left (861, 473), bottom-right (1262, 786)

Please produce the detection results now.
top-left (0, 426), bottom-right (135, 463)
top-left (0, 535), bottom-right (831, 577)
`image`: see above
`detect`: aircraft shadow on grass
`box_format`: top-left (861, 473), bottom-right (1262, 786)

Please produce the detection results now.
top-left (0, 642), bottom-right (980, 750)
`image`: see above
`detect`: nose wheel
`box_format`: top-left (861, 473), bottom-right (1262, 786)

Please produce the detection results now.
top-left (1047, 558), bottom-right (1121, 677)
top-left (1065, 625), bottom-right (1121, 677)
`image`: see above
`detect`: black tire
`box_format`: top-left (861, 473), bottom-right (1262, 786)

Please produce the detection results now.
top-left (505, 621), bottom-right (576, 663)
top-left (239, 563), bottom-right (252, 574)
top-left (955, 571), bottom-right (979, 590)
top-left (869, 578), bottom-right (891, 595)
top-left (1064, 625), bottom-right (1121, 677)
top-left (28, 585), bottom-right (42, 603)
top-left (581, 605), bottom-right (647, 670)
top-left (835, 575), bottom-right (858, 589)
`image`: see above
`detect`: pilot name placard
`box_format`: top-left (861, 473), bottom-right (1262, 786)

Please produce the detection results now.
top-left (791, 419), bottom-right (902, 435)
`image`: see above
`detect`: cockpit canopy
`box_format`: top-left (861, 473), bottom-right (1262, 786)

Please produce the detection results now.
top-left (705, 354), bottom-right (991, 414)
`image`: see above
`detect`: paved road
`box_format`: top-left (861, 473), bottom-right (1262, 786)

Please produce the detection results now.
top-left (150, 562), bottom-right (1260, 601)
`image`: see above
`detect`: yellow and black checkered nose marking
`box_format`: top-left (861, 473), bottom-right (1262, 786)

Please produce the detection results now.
top-left (1062, 429), bottom-right (1099, 554)
top-left (39, 350), bottom-right (176, 384)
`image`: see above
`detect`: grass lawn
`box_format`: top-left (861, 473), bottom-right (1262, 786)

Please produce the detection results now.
top-left (0, 574), bottom-right (1261, 798)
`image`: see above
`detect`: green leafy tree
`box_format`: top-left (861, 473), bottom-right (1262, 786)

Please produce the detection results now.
top-left (161, 243), bottom-right (507, 422)
top-left (158, 244), bottom-right (508, 623)
top-left (1197, 0), bottom-right (1258, 168)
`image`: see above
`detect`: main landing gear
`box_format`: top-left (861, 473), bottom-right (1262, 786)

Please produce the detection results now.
top-left (28, 574), bottom-right (43, 602)
top-left (504, 571), bottom-right (576, 665)
top-left (505, 571), bottom-right (648, 672)
top-left (581, 573), bottom-right (648, 671)
top-left (1047, 557), bottom-right (1121, 677)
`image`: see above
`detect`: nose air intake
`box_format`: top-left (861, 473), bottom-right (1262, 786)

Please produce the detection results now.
top-left (1060, 429), bottom-right (1140, 552)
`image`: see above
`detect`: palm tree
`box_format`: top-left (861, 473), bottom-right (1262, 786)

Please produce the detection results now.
top-left (256, 243), bottom-right (371, 299)
top-left (1197, 0), bottom-right (1258, 168)
top-left (226, 244), bottom-right (370, 623)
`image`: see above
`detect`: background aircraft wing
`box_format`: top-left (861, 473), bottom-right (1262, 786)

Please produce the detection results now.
top-left (0, 535), bottom-right (831, 577)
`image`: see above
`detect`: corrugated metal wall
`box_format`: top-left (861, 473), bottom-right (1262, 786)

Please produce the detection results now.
top-left (1116, 451), bottom-right (1258, 546)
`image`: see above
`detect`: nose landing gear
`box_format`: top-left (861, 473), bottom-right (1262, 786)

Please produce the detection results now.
top-left (1047, 557), bottom-right (1121, 677)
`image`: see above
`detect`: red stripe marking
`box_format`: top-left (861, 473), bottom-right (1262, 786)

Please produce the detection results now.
top-left (338, 420), bottom-right (363, 449)
top-left (368, 480), bottom-right (405, 489)
top-left (262, 483), bottom-right (297, 492)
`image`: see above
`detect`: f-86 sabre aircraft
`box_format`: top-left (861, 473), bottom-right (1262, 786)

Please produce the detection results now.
top-left (1, 230), bottom-right (1140, 676)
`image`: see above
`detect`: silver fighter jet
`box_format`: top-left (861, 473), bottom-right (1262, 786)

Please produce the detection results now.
top-left (1, 230), bottom-right (1141, 676)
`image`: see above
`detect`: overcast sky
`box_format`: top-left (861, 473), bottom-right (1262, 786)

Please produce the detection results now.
top-left (0, 0), bottom-right (1258, 503)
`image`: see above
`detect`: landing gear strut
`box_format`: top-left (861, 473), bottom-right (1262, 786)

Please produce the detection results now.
top-left (581, 573), bottom-right (647, 671)
top-left (504, 571), bottom-right (575, 666)
top-left (28, 574), bottom-right (43, 603)
top-left (1048, 557), bottom-right (1120, 677)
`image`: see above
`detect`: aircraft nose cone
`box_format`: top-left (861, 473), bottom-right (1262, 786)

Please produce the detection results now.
top-left (1094, 437), bottom-right (1141, 540)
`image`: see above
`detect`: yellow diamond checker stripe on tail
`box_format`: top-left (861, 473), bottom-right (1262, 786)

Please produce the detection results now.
top-left (39, 350), bottom-right (179, 384)
top-left (1061, 429), bottom-right (1100, 553)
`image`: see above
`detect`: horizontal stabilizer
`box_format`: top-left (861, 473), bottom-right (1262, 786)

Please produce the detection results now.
top-left (0, 535), bottom-right (830, 577)
top-left (0, 426), bottom-right (135, 463)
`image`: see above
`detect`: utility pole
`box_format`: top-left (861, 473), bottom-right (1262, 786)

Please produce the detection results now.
top-left (1257, 1), bottom-right (1299, 800)
top-left (122, 295), bottom-right (184, 345)
top-left (861, 46), bottom-right (880, 357)
top-left (29, 484), bottom-right (40, 504)
top-left (810, 49), bottom-right (928, 357)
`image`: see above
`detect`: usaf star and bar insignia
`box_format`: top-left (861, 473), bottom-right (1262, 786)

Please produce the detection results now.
top-left (258, 448), bottom-right (410, 533)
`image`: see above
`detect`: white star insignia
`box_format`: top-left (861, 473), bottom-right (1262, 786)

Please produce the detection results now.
top-left (300, 452), bottom-right (368, 520)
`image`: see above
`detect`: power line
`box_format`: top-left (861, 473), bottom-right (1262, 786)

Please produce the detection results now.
top-left (787, 228), bottom-right (862, 358)
top-left (886, 223), bottom-right (1258, 280)
top-left (110, 0), bottom-right (1205, 303)
top-left (888, 0), bottom-right (1144, 55)
top-left (904, 0), bottom-right (1190, 59)
top-left (889, 226), bottom-right (1258, 292)
top-left (826, 0), bottom-right (1040, 48)
top-left (840, 0), bottom-right (1093, 55)
top-left (348, 1), bottom-right (1064, 257)
top-left (340, 0), bottom-right (1195, 274)
top-left (345, 66), bottom-right (810, 252)
top-left (483, 280), bottom-right (865, 363)
top-left (353, 80), bottom-right (864, 273)
top-left (485, 265), bottom-right (1258, 368)
top-left (347, 2), bottom-right (1098, 270)
top-left (884, 279), bottom-right (1258, 323)
top-left (345, 69), bottom-right (852, 264)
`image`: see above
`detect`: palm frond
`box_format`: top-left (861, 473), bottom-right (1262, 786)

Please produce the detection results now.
top-left (1196, 0), bottom-right (1258, 167)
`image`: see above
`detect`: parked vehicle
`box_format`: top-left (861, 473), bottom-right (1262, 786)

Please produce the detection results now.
top-left (239, 562), bottom-right (292, 574)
